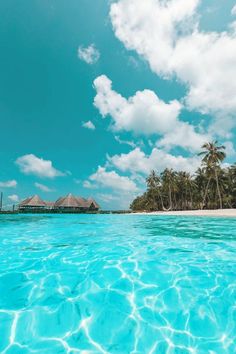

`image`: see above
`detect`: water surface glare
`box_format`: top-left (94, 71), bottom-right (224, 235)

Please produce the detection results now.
top-left (0, 214), bottom-right (236, 353)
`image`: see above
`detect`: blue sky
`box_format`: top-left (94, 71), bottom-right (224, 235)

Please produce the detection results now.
top-left (0, 0), bottom-right (236, 209)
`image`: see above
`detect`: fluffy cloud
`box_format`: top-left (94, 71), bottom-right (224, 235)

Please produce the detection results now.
top-left (109, 147), bottom-right (201, 174)
top-left (83, 168), bottom-right (140, 209)
top-left (78, 44), bottom-right (100, 64)
top-left (223, 141), bottom-right (236, 158)
top-left (35, 182), bottom-right (53, 192)
top-left (82, 121), bottom-right (96, 130)
top-left (16, 154), bottom-right (64, 178)
top-left (8, 194), bottom-right (19, 203)
top-left (94, 75), bottom-right (181, 134)
top-left (0, 180), bottom-right (17, 188)
top-left (86, 166), bottom-right (138, 192)
top-left (94, 75), bottom-right (208, 151)
top-left (110, 0), bottom-right (236, 135)
top-left (96, 192), bottom-right (136, 210)
top-left (232, 5), bottom-right (236, 16)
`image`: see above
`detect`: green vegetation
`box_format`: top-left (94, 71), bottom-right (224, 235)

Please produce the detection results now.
top-left (130, 141), bottom-right (236, 211)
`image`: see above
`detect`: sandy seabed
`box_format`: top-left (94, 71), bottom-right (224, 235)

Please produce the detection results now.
top-left (133, 209), bottom-right (236, 217)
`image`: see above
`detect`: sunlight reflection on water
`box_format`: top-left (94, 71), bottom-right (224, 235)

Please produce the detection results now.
top-left (0, 214), bottom-right (235, 353)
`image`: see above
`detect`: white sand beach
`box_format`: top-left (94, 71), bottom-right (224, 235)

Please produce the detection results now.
top-left (134, 209), bottom-right (236, 217)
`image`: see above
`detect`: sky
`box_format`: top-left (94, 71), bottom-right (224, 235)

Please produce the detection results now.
top-left (0, 0), bottom-right (236, 210)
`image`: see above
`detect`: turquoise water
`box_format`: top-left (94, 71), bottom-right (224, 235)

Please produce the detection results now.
top-left (0, 214), bottom-right (235, 353)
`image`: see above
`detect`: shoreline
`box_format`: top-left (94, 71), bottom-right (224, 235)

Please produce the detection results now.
top-left (0, 209), bottom-right (236, 217)
top-left (132, 209), bottom-right (236, 217)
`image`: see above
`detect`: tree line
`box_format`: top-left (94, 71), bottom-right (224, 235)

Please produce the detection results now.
top-left (130, 141), bottom-right (236, 211)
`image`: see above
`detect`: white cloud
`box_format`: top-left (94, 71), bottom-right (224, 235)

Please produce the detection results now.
top-left (35, 182), bottom-right (53, 192)
top-left (110, 0), bottom-right (236, 135)
top-left (158, 123), bottom-right (209, 152)
top-left (114, 135), bottom-right (137, 148)
top-left (0, 180), bottom-right (17, 188)
top-left (16, 154), bottom-right (64, 178)
top-left (94, 75), bottom-right (181, 134)
top-left (83, 180), bottom-right (96, 189)
top-left (231, 5), bottom-right (236, 16)
top-left (96, 192), bottom-right (136, 209)
top-left (222, 141), bottom-right (236, 158)
top-left (109, 147), bottom-right (201, 174)
top-left (8, 194), bottom-right (19, 203)
top-left (78, 44), bottom-right (100, 64)
top-left (82, 121), bottom-right (96, 130)
top-left (97, 193), bottom-right (121, 203)
top-left (87, 166), bottom-right (138, 192)
top-left (94, 75), bottom-right (209, 151)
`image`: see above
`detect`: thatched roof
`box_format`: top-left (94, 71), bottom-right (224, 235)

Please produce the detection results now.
top-left (54, 194), bottom-right (100, 209)
top-left (45, 201), bottom-right (55, 207)
top-left (76, 197), bottom-right (99, 209)
top-left (87, 198), bottom-right (100, 209)
top-left (76, 197), bottom-right (89, 208)
top-left (20, 195), bottom-right (46, 207)
top-left (19, 193), bottom-right (100, 210)
top-left (54, 193), bottom-right (81, 208)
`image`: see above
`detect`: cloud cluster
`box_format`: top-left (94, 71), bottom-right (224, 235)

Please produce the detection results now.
top-left (94, 75), bottom-right (208, 151)
top-left (78, 44), bottom-right (100, 64)
top-left (109, 147), bottom-right (201, 175)
top-left (0, 180), bottom-right (17, 188)
top-left (110, 0), bottom-right (236, 135)
top-left (16, 154), bottom-right (64, 179)
top-left (85, 166), bottom-right (138, 192)
top-left (83, 166), bottom-right (140, 209)
top-left (8, 194), bottom-right (19, 203)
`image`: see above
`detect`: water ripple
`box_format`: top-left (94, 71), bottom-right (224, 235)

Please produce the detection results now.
top-left (0, 214), bottom-right (235, 353)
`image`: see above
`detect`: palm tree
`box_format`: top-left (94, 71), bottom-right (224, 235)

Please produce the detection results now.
top-left (229, 164), bottom-right (236, 208)
top-left (195, 168), bottom-right (207, 209)
top-left (198, 141), bottom-right (226, 209)
top-left (175, 172), bottom-right (196, 210)
top-left (130, 141), bottom-right (233, 212)
top-left (161, 169), bottom-right (176, 210)
top-left (176, 172), bottom-right (187, 210)
top-left (201, 164), bottom-right (214, 209)
top-left (146, 170), bottom-right (164, 210)
top-left (221, 164), bottom-right (236, 208)
top-left (146, 170), bottom-right (158, 190)
top-left (185, 172), bottom-right (196, 209)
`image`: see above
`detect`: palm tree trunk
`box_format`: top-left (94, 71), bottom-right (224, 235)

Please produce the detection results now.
top-left (159, 191), bottom-right (164, 211)
top-left (189, 188), bottom-right (193, 210)
top-left (169, 185), bottom-right (172, 210)
top-left (215, 169), bottom-right (222, 209)
top-left (174, 194), bottom-right (177, 210)
top-left (202, 177), bottom-right (211, 209)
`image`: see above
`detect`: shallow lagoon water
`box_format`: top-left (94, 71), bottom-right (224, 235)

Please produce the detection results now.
top-left (0, 214), bottom-right (235, 353)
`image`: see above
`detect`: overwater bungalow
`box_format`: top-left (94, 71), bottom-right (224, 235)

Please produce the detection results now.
top-left (54, 193), bottom-right (84, 212)
top-left (19, 193), bottom-right (100, 213)
top-left (19, 195), bottom-right (47, 211)
top-left (54, 193), bottom-right (99, 212)
top-left (86, 198), bottom-right (100, 210)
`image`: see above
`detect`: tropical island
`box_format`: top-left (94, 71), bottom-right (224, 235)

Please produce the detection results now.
top-left (130, 141), bottom-right (236, 213)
